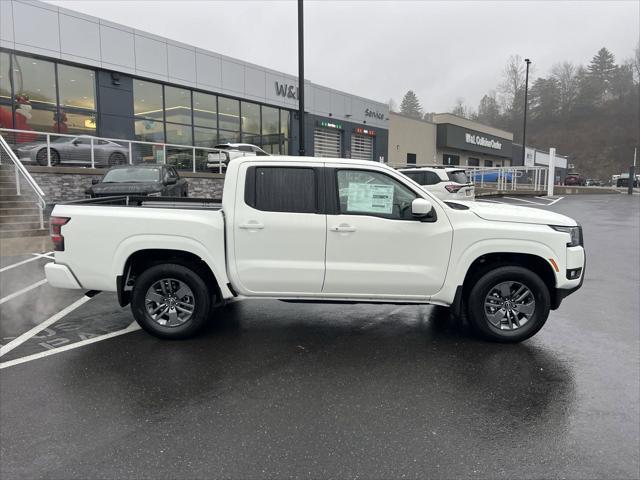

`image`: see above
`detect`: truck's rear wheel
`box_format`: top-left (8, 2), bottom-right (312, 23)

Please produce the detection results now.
top-left (130, 263), bottom-right (212, 339)
top-left (466, 266), bottom-right (550, 343)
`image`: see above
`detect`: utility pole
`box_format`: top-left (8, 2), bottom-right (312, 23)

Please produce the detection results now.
top-left (521, 58), bottom-right (531, 165)
top-left (628, 147), bottom-right (637, 195)
top-left (297, 0), bottom-right (305, 156)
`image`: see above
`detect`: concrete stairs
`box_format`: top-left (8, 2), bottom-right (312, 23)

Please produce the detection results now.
top-left (0, 164), bottom-right (48, 239)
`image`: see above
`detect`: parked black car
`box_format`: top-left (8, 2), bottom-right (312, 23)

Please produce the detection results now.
top-left (86, 165), bottom-right (188, 198)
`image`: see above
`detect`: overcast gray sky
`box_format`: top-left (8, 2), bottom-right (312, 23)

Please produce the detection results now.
top-left (46, 0), bottom-right (639, 113)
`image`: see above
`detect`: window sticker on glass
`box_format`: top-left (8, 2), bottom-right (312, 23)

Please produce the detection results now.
top-left (347, 183), bottom-right (394, 214)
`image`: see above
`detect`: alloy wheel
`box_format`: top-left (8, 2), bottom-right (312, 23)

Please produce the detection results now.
top-left (484, 281), bottom-right (536, 330)
top-left (144, 278), bottom-right (195, 327)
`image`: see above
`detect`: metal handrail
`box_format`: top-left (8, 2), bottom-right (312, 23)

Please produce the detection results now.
top-left (0, 127), bottom-right (245, 174)
top-left (0, 132), bottom-right (47, 229)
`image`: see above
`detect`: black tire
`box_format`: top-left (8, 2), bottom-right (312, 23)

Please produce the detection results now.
top-left (109, 152), bottom-right (126, 165)
top-left (466, 266), bottom-right (550, 343)
top-left (130, 263), bottom-right (213, 339)
top-left (36, 148), bottom-right (59, 166)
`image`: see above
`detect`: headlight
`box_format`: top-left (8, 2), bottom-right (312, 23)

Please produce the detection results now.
top-left (147, 192), bottom-right (162, 197)
top-left (550, 225), bottom-right (583, 247)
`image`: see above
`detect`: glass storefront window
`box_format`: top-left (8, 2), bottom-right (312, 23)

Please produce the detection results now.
top-left (20, 107), bottom-right (59, 133)
top-left (194, 127), bottom-right (217, 148)
top-left (58, 64), bottom-right (96, 110)
top-left (280, 109), bottom-right (290, 154)
top-left (166, 122), bottom-right (193, 146)
top-left (262, 106), bottom-right (279, 136)
top-left (11, 55), bottom-right (57, 108)
top-left (218, 130), bottom-right (240, 144)
top-left (165, 86), bottom-right (192, 125)
top-left (218, 97), bottom-right (239, 131)
top-left (280, 109), bottom-right (289, 138)
top-left (241, 101), bottom-right (260, 135)
top-left (193, 92), bottom-right (216, 128)
top-left (62, 111), bottom-right (97, 135)
top-left (166, 146), bottom-right (193, 171)
top-left (135, 119), bottom-right (164, 143)
top-left (134, 80), bottom-right (163, 120)
top-left (0, 51), bottom-right (10, 103)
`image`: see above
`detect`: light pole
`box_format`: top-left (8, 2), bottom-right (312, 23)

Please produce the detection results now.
top-left (297, 0), bottom-right (305, 156)
top-left (521, 58), bottom-right (531, 165)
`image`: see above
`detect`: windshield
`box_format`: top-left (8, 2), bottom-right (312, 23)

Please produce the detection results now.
top-left (102, 168), bottom-right (160, 183)
top-left (447, 170), bottom-right (469, 184)
top-left (54, 136), bottom-right (75, 143)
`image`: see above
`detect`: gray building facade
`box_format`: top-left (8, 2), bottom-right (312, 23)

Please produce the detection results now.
top-left (0, 0), bottom-right (389, 167)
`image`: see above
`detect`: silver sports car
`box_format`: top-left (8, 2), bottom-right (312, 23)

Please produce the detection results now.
top-left (17, 135), bottom-right (129, 166)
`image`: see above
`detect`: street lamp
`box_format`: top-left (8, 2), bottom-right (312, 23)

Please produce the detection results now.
top-left (521, 58), bottom-right (531, 165)
top-left (297, 0), bottom-right (305, 156)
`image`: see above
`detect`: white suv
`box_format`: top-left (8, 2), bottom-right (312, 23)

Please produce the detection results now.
top-left (400, 167), bottom-right (475, 200)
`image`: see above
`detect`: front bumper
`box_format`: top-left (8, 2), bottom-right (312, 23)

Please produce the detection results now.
top-left (45, 263), bottom-right (82, 289)
top-left (552, 253), bottom-right (586, 310)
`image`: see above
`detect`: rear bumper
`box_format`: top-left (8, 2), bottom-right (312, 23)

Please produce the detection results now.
top-left (45, 263), bottom-right (82, 289)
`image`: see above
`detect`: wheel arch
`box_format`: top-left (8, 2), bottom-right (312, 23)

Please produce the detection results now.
top-left (118, 248), bottom-right (222, 307)
top-left (460, 252), bottom-right (557, 311)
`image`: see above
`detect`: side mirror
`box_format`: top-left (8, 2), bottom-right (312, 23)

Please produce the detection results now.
top-left (72, 140), bottom-right (80, 146)
top-left (411, 198), bottom-right (433, 217)
top-left (164, 176), bottom-right (177, 185)
top-left (91, 178), bottom-right (99, 185)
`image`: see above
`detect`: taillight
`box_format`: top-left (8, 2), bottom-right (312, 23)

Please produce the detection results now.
top-left (445, 184), bottom-right (463, 193)
top-left (50, 217), bottom-right (70, 251)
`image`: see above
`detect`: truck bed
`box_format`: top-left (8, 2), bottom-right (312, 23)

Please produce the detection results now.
top-left (63, 195), bottom-right (222, 211)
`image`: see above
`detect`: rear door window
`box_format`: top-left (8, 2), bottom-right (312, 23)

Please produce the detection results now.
top-left (447, 170), bottom-right (469, 184)
top-left (246, 167), bottom-right (317, 213)
top-left (424, 171), bottom-right (441, 185)
top-left (403, 171), bottom-right (425, 184)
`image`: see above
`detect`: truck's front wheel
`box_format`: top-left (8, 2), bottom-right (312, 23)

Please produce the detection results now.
top-left (467, 266), bottom-right (550, 343)
top-left (130, 263), bottom-right (212, 339)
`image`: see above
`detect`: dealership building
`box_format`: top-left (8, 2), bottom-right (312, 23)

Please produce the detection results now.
top-left (389, 112), bottom-right (513, 168)
top-left (0, 0), bottom-right (389, 167)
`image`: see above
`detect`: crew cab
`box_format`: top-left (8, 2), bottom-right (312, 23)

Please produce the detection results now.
top-left (45, 156), bottom-right (585, 343)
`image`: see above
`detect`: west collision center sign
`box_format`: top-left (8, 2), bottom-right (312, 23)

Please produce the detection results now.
top-left (436, 124), bottom-right (512, 158)
top-left (465, 133), bottom-right (502, 151)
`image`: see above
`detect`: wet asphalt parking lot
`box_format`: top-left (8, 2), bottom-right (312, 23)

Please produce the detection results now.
top-left (0, 194), bottom-right (639, 479)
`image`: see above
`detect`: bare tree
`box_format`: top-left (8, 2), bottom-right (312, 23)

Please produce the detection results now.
top-left (499, 54), bottom-right (526, 112)
top-left (633, 40), bottom-right (640, 83)
top-left (551, 61), bottom-right (579, 117)
top-left (388, 98), bottom-right (397, 113)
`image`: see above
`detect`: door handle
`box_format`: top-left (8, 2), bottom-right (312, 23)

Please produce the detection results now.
top-left (330, 224), bottom-right (356, 233)
top-left (239, 222), bottom-right (264, 230)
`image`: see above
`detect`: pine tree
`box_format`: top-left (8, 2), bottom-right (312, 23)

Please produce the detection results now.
top-left (588, 47), bottom-right (618, 99)
top-left (588, 47), bottom-right (617, 78)
top-left (399, 90), bottom-right (423, 118)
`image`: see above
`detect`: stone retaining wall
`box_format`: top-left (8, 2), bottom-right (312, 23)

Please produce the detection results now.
top-left (22, 167), bottom-right (224, 204)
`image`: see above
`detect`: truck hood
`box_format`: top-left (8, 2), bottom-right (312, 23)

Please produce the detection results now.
top-left (451, 201), bottom-right (577, 226)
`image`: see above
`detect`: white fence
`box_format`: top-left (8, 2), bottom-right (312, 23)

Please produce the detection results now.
top-left (0, 128), bottom-right (228, 173)
top-left (395, 164), bottom-right (550, 192)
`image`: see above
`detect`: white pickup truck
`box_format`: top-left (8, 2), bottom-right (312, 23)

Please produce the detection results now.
top-left (45, 156), bottom-right (585, 343)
